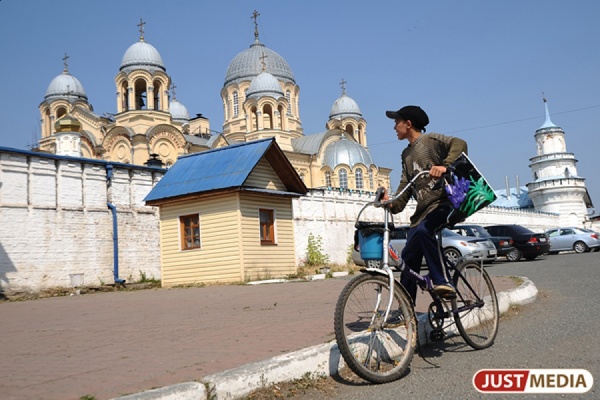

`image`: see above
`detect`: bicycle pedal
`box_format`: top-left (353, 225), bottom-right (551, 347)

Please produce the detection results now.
top-left (429, 329), bottom-right (446, 342)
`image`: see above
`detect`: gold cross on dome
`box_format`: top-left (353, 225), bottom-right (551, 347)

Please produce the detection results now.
top-left (62, 52), bottom-right (70, 73)
top-left (252, 10), bottom-right (260, 40)
top-left (138, 18), bottom-right (146, 41)
top-left (259, 52), bottom-right (268, 71)
top-left (340, 78), bottom-right (347, 95)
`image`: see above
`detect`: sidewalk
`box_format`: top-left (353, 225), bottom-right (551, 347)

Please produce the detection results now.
top-left (0, 273), bottom-right (537, 400)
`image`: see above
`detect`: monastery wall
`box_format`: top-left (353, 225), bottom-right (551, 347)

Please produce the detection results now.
top-left (0, 149), bottom-right (590, 293)
top-left (0, 149), bottom-right (163, 293)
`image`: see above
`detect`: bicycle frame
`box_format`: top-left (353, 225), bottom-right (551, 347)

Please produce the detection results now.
top-left (357, 170), bottom-right (486, 323)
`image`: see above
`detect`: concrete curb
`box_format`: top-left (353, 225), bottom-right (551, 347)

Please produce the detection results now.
top-left (113, 276), bottom-right (537, 400)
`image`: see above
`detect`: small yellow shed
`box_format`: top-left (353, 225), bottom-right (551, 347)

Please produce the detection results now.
top-left (144, 138), bottom-right (307, 286)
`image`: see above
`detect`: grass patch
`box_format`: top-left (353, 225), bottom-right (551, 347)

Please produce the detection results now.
top-left (243, 372), bottom-right (337, 399)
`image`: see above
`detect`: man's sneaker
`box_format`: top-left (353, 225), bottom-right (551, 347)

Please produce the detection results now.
top-left (433, 283), bottom-right (456, 298)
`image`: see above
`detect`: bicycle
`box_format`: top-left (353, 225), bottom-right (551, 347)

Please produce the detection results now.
top-left (334, 170), bottom-right (499, 383)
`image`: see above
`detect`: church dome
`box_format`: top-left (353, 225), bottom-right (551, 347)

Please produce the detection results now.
top-left (247, 71), bottom-right (284, 99)
top-left (45, 71), bottom-right (87, 101)
top-left (323, 135), bottom-right (374, 168)
top-left (169, 99), bottom-right (190, 123)
top-left (224, 42), bottom-right (294, 86)
top-left (120, 41), bottom-right (165, 73)
top-left (329, 93), bottom-right (362, 120)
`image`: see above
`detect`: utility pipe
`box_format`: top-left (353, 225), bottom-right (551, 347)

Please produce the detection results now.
top-left (106, 164), bottom-right (125, 284)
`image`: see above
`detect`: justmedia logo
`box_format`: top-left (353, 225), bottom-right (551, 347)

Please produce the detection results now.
top-left (473, 369), bottom-right (594, 394)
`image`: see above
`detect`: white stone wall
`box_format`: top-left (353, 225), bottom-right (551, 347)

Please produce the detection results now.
top-left (0, 150), bottom-right (163, 293)
top-left (0, 148), bottom-right (574, 293)
top-left (293, 189), bottom-right (562, 266)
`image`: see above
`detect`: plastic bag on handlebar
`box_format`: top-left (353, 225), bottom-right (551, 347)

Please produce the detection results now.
top-left (444, 152), bottom-right (497, 226)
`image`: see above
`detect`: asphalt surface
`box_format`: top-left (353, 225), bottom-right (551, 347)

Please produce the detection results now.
top-left (0, 269), bottom-right (521, 400)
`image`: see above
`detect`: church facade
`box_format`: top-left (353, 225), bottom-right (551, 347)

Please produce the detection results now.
top-left (36, 16), bottom-right (391, 193)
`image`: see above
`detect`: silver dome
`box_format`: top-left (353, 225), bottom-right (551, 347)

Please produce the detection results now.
top-left (224, 42), bottom-right (294, 86)
top-left (329, 94), bottom-right (362, 120)
top-left (247, 71), bottom-right (284, 99)
top-left (120, 41), bottom-right (165, 73)
top-left (169, 99), bottom-right (190, 122)
top-left (323, 135), bottom-right (374, 168)
top-left (45, 71), bottom-right (88, 101)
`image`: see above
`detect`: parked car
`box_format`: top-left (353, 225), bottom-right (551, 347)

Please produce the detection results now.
top-left (451, 224), bottom-right (516, 260)
top-left (352, 225), bottom-right (496, 267)
top-left (484, 224), bottom-right (550, 261)
top-left (581, 228), bottom-right (600, 252)
top-left (545, 227), bottom-right (600, 254)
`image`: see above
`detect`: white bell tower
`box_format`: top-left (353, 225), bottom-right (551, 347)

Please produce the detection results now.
top-left (526, 97), bottom-right (589, 226)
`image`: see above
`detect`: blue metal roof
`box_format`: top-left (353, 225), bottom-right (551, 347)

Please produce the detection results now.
top-left (144, 138), bottom-right (305, 203)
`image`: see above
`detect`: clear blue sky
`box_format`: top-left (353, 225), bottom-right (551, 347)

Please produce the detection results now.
top-left (1, 0), bottom-right (599, 212)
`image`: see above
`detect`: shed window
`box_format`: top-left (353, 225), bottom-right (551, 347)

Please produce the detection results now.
top-left (180, 214), bottom-right (200, 250)
top-left (259, 208), bottom-right (276, 245)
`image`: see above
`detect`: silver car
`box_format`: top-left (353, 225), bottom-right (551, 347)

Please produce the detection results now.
top-left (545, 227), bottom-right (600, 254)
top-left (352, 225), bottom-right (497, 268)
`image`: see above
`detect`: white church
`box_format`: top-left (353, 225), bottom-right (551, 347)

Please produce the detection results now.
top-left (0, 14), bottom-right (596, 294)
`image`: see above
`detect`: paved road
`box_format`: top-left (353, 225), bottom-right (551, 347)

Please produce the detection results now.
top-left (292, 252), bottom-right (600, 399)
top-left (0, 264), bottom-right (517, 400)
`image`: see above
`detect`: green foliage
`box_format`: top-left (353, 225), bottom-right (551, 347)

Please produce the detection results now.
top-left (305, 233), bottom-right (330, 266)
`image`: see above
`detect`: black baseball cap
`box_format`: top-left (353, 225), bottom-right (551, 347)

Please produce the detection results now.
top-left (385, 105), bottom-right (429, 132)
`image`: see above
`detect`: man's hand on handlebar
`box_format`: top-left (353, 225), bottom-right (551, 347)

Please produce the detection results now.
top-left (429, 165), bottom-right (447, 178)
top-left (374, 186), bottom-right (392, 208)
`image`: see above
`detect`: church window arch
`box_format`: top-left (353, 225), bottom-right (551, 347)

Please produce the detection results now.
top-left (355, 168), bottom-right (364, 190)
top-left (153, 79), bottom-right (162, 110)
top-left (263, 104), bottom-right (274, 129)
top-left (369, 169), bottom-right (374, 189)
top-left (286, 90), bottom-right (291, 115)
top-left (56, 106), bottom-right (67, 120)
top-left (251, 106), bottom-right (258, 131)
top-left (339, 168), bottom-right (348, 189)
top-left (325, 171), bottom-right (332, 187)
top-left (233, 91), bottom-right (239, 117)
top-left (134, 78), bottom-right (148, 110)
top-left (120, 81), bottom-right (129, 111)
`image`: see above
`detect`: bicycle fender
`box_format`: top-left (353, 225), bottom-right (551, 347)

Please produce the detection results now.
top-left (361, 268), bottom-right (415, 307)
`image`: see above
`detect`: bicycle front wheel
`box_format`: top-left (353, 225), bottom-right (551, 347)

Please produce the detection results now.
top-left (334, 273), bottom-right (416, 383)
top-left (451, 261), bottom-right (499, 349)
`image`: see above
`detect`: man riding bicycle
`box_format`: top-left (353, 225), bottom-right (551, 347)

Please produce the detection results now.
top-left (382, 105), bottom-right (468, 301)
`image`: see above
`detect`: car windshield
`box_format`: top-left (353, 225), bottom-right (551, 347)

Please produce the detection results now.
top-left (469, 226), bottom-right (490, 237)
top-left (442, 229), bottom-right (461, 237)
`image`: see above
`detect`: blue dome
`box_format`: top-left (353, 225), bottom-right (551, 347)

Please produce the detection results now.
top-left (247, 71), bottom-right (284, 99)
top-left (329, 94), bottom-right (362, 120)
top-left (225, 42), bottom-right (294, 86)
top-left (45, 71), bottom-right (87, 101)
top-left (120, 41), bottom-right (165, 73)
top-left (323, 135), bottom-right (373, 168)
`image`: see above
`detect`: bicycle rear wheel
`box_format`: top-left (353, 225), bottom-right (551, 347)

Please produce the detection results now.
top-left (334, 273), bottom-right (416, 383)
top-left (451, 261), bottom-right (499, 349)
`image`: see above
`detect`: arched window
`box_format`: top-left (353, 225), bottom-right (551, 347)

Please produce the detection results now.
top-left (369, 170), bottom-right (374, 189)
top-left (325, 171), bottom-right (332, 187)
top-left (286, 90), bottom-right (291, 115)
top-left (134, 79), bottom-right (148, 110)
top-left (355, 169), bottom-right (364, 190)
top-left (263, 104), bottom-right (274, 129)
top-left (153, 80), bottom-right (162, 110)
top-left (233, 91), bottom-right (239, 117)
top-left (339, 168), bottom-right (348, 189)
top-left (121, 81), bottom-right (129, 111)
